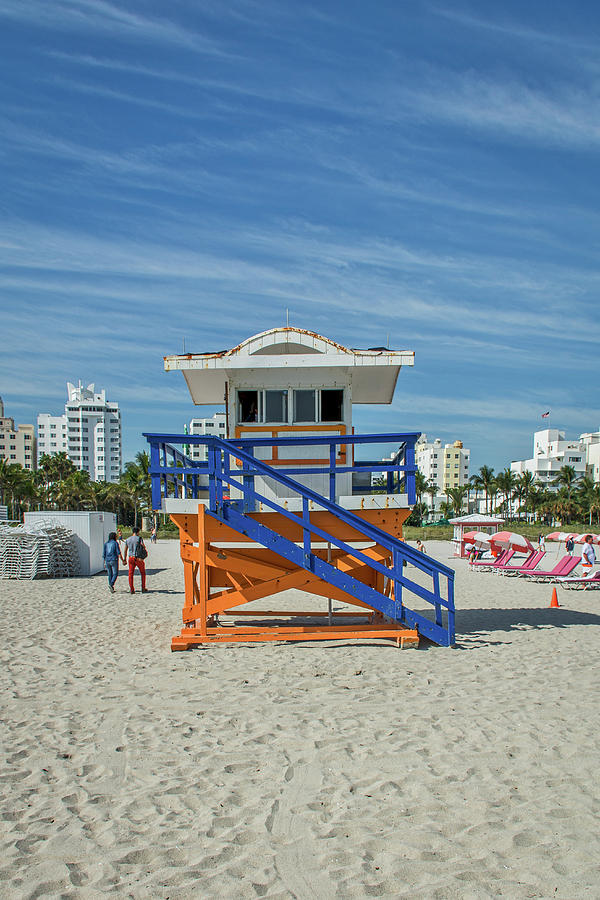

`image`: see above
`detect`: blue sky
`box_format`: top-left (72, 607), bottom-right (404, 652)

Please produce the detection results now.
top-left (1, 0), bottom-right (599, 473)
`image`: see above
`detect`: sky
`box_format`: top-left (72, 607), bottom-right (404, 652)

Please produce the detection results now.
top-left (1, 0), bottom-right (599, 473)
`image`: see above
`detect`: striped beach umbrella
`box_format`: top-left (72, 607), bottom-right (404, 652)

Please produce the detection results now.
top-left (463, 531), bottom-right (492, 545)
top-left (488, 531), bottom-right (534, 554)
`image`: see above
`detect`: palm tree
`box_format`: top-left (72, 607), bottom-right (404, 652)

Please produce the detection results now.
top-left (586, 484), bottom-right (600, 528)
top-left (495, 468), bottom-right (517, 518)
top-left (37, 452), bottom-right (78, 510)
top-left (51, 470), bottom-right (94, 510)
top-left (477, 466), bottom-right (495, 514)
top-left (415, 471), bottom-right (428, 505)
top-left (527, 485), bottom-right (550, 523)
top-left (134, 451), bottom-right (152, 514)
top-left (1, 463), bottom-right (31, 519)
top-left (425, 480), bottom-right (438, 513)
top-left (577, 476), bottom-right (599, 526)
top-left (514, 471), bottom-right (536, 521)
top-left (552, 465), bottom-right (580, 499)
top-left (542, 487), bottom-right (578, 525)
top-left (439, 499), bottom-right (453, 519)
top-left (406, 501), bottom-right (430, 527)
top-left (0, 457), bottom-right (10, 507)
top-left (38, 452), bottom-right (76, 485)
top-left (415, 471), bottom-right (438, 518)
top-left (446, 485), bottom-right (468, 516)
top-left (469, 473), bottom-right (482, 514)
top-left (122, 452), bottom-right (152, 527)
top-left (100, 480), bottom-right (134, 524)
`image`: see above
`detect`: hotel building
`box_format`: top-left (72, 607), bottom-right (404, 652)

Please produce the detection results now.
top-left (0, 398), bottom-right (36, 471)
top-left (510, 428), bottom-right (587, 487)
top-left (415, 435), bottom-right (471, 493)
top-left (187, 413), bottom-right (227, 462)
top-left (580, 428), bottom-right (600, 482)
top-left (37, 382), bottom-right (122, 482)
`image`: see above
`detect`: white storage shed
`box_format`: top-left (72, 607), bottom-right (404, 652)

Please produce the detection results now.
top-left (23, 511), bottom-right (117, 576)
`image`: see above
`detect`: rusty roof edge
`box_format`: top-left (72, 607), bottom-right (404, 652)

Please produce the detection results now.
top-left (164, 348), bottom-right (415, 362)
top-left (164, 327), bottom-right (416, 361)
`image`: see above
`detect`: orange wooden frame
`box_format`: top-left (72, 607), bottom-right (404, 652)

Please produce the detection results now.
top-left (169, 504), bottom-right (418, 650)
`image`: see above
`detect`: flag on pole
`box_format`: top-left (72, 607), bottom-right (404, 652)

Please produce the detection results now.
top-left (541, 411), bottom-right (550, 418)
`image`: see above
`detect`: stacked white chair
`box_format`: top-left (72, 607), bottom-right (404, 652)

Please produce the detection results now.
top-left (0, 520), bottom-right (80, 579)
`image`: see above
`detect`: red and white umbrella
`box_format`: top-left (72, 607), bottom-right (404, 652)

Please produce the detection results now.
top-left (463, 531), bottom-right (492, 545)
top-left (574, 533), bottom-right (595, 544)
top-left (488, 531), bottom-right (534, 554)
top-left (546, 532), bottom-right (576, 542)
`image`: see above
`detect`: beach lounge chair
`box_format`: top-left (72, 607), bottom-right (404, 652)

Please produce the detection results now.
top-left (520, 555), bottom-right (580, 582)
top-left (496, 550), bottom-right (546, 576)
top-left (469, 549), bottom-right (514, 571)
top-left (557, 570), bottom-right (600, 590)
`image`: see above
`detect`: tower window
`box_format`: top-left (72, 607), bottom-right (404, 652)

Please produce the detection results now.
top-left (293, 390), bottom-right (316, 423)
top-left (238, 390), bottom-right (258, 423)
top-left (264, 390), bottom-right (287, 423)
top-left (321, 389), bottom-right (343, 422)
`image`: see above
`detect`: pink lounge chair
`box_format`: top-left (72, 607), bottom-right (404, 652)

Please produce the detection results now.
top-left (558, 570), bottom-right (600, 590)
top-left (496, 550), bottom-right (546, 576)
top-left (520, 555), bottom-right (580, 582)
top-left (469, 549), bottom-right (514, 571)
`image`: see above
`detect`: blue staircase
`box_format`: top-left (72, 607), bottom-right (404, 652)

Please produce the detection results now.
top-left (145, 433), bottom-right (455, 646)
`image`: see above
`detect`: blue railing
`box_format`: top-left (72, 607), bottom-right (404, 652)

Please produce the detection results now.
top-left (143, 431), bottom-right (419, 512)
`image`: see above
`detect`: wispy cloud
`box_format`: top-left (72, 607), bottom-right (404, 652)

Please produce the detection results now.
top-left (0, 0), bottom-right (229, 55)
top-left (406, 73), bottom-right (600, 149)
top-left (429, 5), bottom-right (600, 54)
top-left (0, 119), bottom-right (243, 202)
top-left (1, 218), bottom-right (599, 352)
top-left (48, 76), bottom-right (232, 122)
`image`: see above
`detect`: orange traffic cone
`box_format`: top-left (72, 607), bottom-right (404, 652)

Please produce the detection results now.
top-left (549, 587), bottom-right (559, 608)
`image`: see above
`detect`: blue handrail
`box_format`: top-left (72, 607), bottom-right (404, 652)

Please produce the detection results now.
top-left (143, 431), bottom-right (419, 510)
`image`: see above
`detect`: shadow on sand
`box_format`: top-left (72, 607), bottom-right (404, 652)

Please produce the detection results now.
top-left (456, 606), bottom-right (600, 637)
top-left (182, 608), bottom-right (600, 651)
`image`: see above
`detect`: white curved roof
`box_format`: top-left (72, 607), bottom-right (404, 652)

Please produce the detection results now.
top-left (233, 328), bottom-right (350, 356)
top-left (164, 327), bottom-right (414, 405)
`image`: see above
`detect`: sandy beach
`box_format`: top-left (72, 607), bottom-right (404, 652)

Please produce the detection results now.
top-left (2, 539), bottom-right (600, 899)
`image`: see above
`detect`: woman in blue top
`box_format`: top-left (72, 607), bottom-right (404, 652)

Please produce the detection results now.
top-left (103, 531), bottom-right (123, 593)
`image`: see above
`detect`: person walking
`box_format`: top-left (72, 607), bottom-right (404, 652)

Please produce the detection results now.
top-left (102, 531), bottom-right (123, 593)
top-left (150, 524), bottom-right (157, 544)
top-left (581, 535), bottom-right (596, 575)
top-left (565, 535), bottom-right (575, 554)
top-left (123, 526), bottom-right (148, 594)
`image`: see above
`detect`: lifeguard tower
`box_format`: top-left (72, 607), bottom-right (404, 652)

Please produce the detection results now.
top-left (145, 327), bottom-right (455, 649)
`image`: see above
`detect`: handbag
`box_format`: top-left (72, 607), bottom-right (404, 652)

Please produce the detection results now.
top-left (137, 537), bottom-right (148, 560)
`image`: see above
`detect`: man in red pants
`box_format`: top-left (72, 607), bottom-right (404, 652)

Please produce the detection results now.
top-left (122, 526), bottom-right (148, 594)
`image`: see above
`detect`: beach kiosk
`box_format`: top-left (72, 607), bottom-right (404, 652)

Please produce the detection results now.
top-left (449, 513), bottom-right (504, 558)
top-left (145, 327), bottom-right (455, 649)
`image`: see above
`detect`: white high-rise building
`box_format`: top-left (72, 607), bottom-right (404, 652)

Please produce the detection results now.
top-left (415, 434), bottom-right (470, 493)
top-left (188, 413), bottom-right (227, 461)
top-left (36, 414), bottom-right (68, 458)
top-left (510, 428), bottom-right (587, 487)
top-left (37, 382), bottom-right (122, 482)
top-left (580, 428), bottom-right (600, 482)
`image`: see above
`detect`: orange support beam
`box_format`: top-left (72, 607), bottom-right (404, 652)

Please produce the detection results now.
top-left (170, 504), bottom-right (418, 650)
